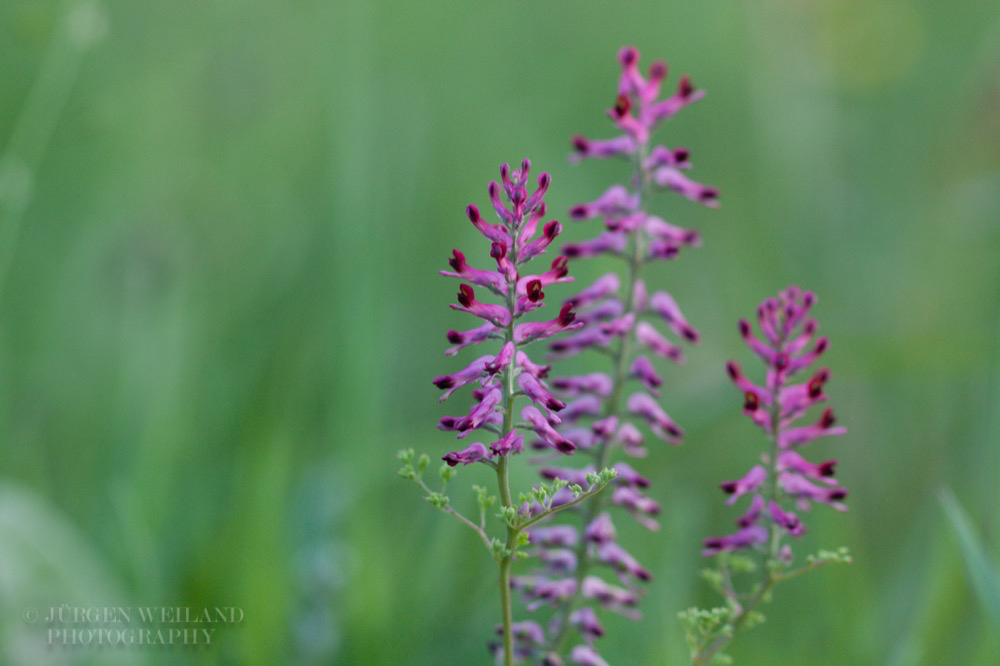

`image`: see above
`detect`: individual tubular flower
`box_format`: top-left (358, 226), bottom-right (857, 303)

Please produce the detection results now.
top-left (515, 47), bottom-right (718, 663)
top-left (703, 287), bottom-right (848, 557)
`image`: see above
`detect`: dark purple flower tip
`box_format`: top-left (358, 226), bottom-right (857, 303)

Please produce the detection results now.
top-left (511, 187), bottom-right (527, 205)
top-left (432, 376), bottom-right (455, 390)
top-left (774, 352), bottom-right (789, 370)
top-left (720, 481), bottom-right (738, 494)
top-left (726, 360), bottom-right (742, 380)
top-left (738, 319), bottom-right (752, 337)
top-left (820, 408), bottom-right (836, 429)
top-left (466, 204), bottom-right (480, 222)
top-left (829, 488), bottom-right (848, 500)
top-left (557, 303), bottom-right (576, 326)
top-left (808, 368), bottom-right (830, 397)
top-left (538, 172), bottom-right (551, 189)
top-left (612, 94), bottom-right (631, 119)
top-left (678, 74), bottom-right (694, 98)
top-left (446, 330), bottom-right (463, 344)
top-left (550, 256), bottom-right (569, 279)
top-left (542, 220), bottom-right (561, 240)
top-left (699, 187), bottom-right (720, 203)
top-left (815, 337), bottom-right (829, 354)
top-left (527, 279), bottom-right (545, 302)
top-left (673, 148), bottom-right (689, 162)
top-left (442, 442), bottom-right (490, 467)
top-left (447, 249), bottom-right (466, 272)
top-left (568, 204), bottom-right (588, 220)
top-left (457, 284), bottom-right (475, 307)
top-left (619, 45), bottom-right (639, 66)
top-left (571, 135), bottom-right (590, 153)
top-left (649, 60), bottom-right (667, 81)
top-left (744, 391), bottom-right (760, 412)
top-left (490, 242), bottom-right (507, 261)
top-left (818, 460), bottom-right (838, 476)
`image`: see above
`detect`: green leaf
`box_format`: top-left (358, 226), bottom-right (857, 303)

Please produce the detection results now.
top-left (939, 488), bottom-right (1000, 630)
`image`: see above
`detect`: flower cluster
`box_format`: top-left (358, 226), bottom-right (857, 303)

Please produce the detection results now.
top-left (435, 160), bottom-right (583, 466)
top-left (703, 287), bottom-right (847, 558)
top-left (509, 47), bottom-right (718, 663)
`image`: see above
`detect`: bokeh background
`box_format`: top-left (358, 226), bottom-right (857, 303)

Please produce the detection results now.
top-left (1, 0), bottom-right (998, 664)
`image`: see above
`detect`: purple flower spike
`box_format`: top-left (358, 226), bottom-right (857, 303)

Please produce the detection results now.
top-left (511, 47), bottom-right (717, 661)
top-left (703, 287), bottom-right (848, 566)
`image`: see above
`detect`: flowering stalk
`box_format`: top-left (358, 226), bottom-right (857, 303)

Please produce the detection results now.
top-left (399, 161), bottom-right (618, 666)
top-left (508, 47), bottom-right (718, 665)
top-left (681, 287), bottom-right (852, 665)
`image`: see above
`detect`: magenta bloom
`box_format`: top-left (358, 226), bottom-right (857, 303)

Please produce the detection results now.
top-left (434, 161), bottom-right (582, 467)
top-left (703, 287), bottom-right (848, 556)
top-left (510, 47), bottom-right (718, 664)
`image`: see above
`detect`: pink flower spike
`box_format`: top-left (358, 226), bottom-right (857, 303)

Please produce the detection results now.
top-left (719, 465), bottom-right (767, 505)
top-left (450, 284), bottom-right (511, 327)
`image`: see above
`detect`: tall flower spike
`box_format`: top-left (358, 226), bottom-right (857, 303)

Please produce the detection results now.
top-left (513, 47), bottom-right (718, 663)
top-left (690, 287), bottom-right (850, 664)
top-left (416, 161), bottom-right (610, 666)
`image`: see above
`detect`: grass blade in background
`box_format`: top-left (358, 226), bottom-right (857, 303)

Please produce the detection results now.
top-left (939, 487), bottom-right (1000, 631)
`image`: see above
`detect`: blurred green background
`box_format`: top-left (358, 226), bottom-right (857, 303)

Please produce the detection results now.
top-left (1, 0), bottom-right (998, 664)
